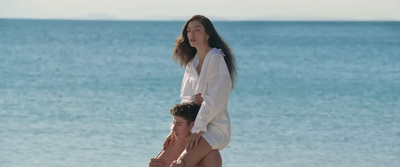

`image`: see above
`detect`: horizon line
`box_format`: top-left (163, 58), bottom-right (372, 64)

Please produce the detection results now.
top-left (2, 17), bottom-right (400, 22)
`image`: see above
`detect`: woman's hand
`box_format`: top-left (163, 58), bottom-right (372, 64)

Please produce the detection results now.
top-left (193, 94), bottom-right (204, 105)
top-left (163, 131), bottom-right (175, 150)
top-left (185, 131), bottom-right (204, 151)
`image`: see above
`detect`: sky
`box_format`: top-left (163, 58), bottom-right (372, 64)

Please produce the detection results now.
top-left (0, 0), bottom-right (399, 21)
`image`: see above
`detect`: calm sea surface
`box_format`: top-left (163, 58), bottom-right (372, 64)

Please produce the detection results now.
top-left (1, 19), bottom-right (399, 167)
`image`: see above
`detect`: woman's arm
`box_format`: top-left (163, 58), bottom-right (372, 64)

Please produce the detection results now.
top-left (191, 73), bottom-right (232, 134)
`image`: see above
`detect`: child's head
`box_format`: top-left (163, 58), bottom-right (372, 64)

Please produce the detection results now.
top-left (170, 102), bottom-right (200, 139)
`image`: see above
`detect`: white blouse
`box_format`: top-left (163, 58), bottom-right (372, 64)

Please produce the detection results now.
top-left (180, 48), bottom-right (232, 138)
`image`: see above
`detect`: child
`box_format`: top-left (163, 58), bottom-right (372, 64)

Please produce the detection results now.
top-left (149, 102), bottom-right (221, 167)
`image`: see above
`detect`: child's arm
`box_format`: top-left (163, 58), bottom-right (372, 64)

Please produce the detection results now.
top-left (149, 158), bottom-right (167, 167)
top-left (156, 138), bottom-right (186, 167)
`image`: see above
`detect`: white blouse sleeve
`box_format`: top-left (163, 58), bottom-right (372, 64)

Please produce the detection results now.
top-left (191, 56), bottom-right (232, 134)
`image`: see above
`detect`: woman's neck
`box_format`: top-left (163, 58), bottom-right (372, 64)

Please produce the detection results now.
top-left (196, 45), bottom-right (212, 62)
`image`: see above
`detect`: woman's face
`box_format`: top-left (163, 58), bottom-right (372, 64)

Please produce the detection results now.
top-left (186, 20), bottom-right (209, 48)
top-left (171, 116), bottom-right (193, 140)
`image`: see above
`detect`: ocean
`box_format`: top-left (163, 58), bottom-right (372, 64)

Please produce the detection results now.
top-left (0, 19), bottom-right (399, 167)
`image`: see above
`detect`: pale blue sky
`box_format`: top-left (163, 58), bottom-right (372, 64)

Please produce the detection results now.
top-left (0, 0), bottom-right (399, 21)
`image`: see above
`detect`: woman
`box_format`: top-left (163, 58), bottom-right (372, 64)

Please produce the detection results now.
top-left (164, 15), bottom-right (237, 167)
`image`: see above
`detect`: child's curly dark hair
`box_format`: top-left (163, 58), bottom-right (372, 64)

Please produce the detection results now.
top-left (170, 102), bottom-right (200, 125)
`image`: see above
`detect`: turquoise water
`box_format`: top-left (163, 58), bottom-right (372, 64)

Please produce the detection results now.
top-left (1, 19), bottom-right (399, 167)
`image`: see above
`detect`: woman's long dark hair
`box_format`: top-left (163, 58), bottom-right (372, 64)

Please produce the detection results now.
top-left (173, 15), bottom-right (237, 88)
